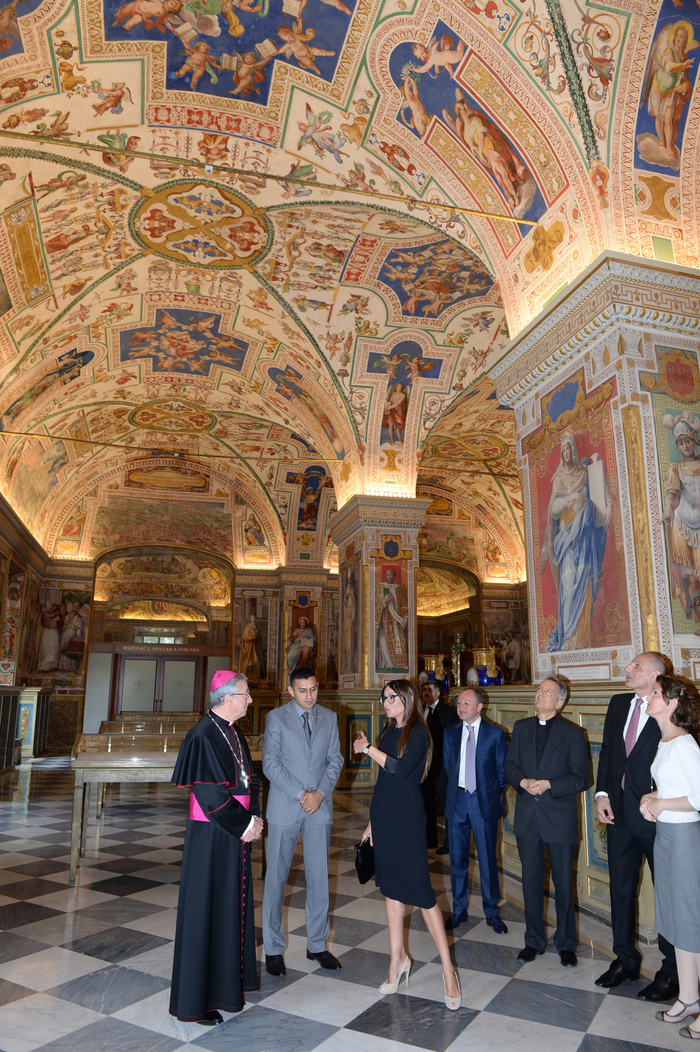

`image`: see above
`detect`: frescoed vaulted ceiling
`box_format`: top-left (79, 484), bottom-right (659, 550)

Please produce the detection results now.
top-left (0, 0), bottom-right (696, 581)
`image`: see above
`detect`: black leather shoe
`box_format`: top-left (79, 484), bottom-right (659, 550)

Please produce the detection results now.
top-left (489, 917), bottom-right (508, 934)
top-left (306, 949), bottom-right (342, 969)
top-left (436, 844), bottom-right (450, 855)
top-left (197, 1011), bottom-right (223, 1025)
top-left (595, 960), bottom-right (639, 987)
top-left (560, 951), bottom-right (578, 968)
top-left (517, 946), bottom-right (544, 963)
top-left (638, 973), bottom-right (680, 1002)
top-left (265, 954), bottom-right (286, 976)
top-left (445, 912), bottom-right (468, 930)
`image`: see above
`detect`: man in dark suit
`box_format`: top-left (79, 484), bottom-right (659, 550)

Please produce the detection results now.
top-left (594, 652), bottom-right (679, 1001)
top-left (505, 675), bottom-right (590, 968)
top-left (443, 688), bottom-right (508, 934)
top-left (421, 679), bottom-right (459, 850)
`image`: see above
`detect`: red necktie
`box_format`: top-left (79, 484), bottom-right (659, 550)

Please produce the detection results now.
top-left (622, 697), bottom-right (643, 790)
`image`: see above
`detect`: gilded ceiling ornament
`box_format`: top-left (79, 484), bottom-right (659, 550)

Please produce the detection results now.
top-left (130, 180), bottom-right (272, 268)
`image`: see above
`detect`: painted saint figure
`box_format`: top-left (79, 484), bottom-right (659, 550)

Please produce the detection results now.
top-left (661, 411), bottom-right (700, 625)
top-left (340, 573), bottom-right (357, 675)
top-left (36, 602), bottom-right (64, 671)
top-left (641, 20), bottom-right (698, 165)
top-left (239, 613), bottom-right (264, 679)
top-left (540, 432), bottom-right (613, 652)
top-left (286, 616), bottom-right (317, 676)
top-left (375, 568), bottom-right (408, 671)
top-left (382, 382), bottom-right (408, 445)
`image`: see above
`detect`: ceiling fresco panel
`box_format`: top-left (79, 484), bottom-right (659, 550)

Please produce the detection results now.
top-left (0, 0), bottom-right (696, 588)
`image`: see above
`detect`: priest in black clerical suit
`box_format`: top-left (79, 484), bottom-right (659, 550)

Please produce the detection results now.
top-left (505, 675), bottom-right (590, 967)
top-left (170, 670), bottom-right (263, 1026)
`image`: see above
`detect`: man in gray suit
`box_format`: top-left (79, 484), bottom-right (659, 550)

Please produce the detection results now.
top-left (262, 667), bottom-right (343, 975)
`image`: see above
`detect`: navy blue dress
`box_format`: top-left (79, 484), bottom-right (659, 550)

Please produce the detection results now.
top-left (370, 724), bottom-right (436, 909)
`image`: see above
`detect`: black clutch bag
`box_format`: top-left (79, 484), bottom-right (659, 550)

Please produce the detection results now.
top-left (354, 837), bottom-right (375, 884)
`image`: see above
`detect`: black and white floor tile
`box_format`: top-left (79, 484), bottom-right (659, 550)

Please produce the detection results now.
top-left (0, 758), bottom-right (681, 1052)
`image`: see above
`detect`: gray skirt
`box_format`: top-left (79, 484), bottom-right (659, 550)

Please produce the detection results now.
top-left (654, 820), bottom-right (700, 952)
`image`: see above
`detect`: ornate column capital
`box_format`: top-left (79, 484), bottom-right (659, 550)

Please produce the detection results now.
top-left (330, 495), bottom-right (432, 547)
top-left (489, 252), bottom-right (700, 409)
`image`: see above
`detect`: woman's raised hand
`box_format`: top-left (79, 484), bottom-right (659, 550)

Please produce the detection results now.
top-left (353, 732), bottom-right (368, 754)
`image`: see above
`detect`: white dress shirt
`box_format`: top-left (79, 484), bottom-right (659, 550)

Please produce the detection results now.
top-left (596, 695), bottom-right (650, 799)
top-left (458, 716), bottom-right (481, 789)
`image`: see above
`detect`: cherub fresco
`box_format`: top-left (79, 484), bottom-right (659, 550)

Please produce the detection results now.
top-left (120, 308), bottom-right (248, 374)
top-left (274, 13), bottom-right (335, 76)
top-left (379, 239), bottom-right (493, 318)
top-left (638, 20), bottom-right (698, 169)
top-left (297, 104), bottom-right (347, 163)
top-left (0, 0), bottom-right (22, 53)
top-left (112, 0), bottom-right (183, 32)
top-left (230, 51), bottom-right (272, 95)
top-left (399, 72), bottom-right (432, 138)
top-left (411, 34), bottom-right (465, 78)
top-left (91, 82), bottom-right (133, 116)
top-left (175, 39), bottom-right (221, 88)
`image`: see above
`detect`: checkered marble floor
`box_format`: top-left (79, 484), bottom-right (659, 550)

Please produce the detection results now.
top-left (0, 758), bottom-right (683, 1052)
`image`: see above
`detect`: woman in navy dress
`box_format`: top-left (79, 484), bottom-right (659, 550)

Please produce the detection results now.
top-left (353, 679), bottom-right (461, 1010)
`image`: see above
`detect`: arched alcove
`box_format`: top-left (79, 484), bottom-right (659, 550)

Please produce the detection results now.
top-left (416, 561), bottom-right (482, 684)
top-left (87, 545), bottom-right (235, 717)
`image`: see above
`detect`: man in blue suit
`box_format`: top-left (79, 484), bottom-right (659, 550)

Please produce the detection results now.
top-left (443, 688), bottom-right (509, 934)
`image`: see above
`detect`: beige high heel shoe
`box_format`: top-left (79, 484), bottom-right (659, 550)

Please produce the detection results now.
top-left (443, 968), bottom-right (461, 1011)
top-left (656, 999), bottom-right (700, 1024)
top-left (379, 955), bottom-right (411, 994)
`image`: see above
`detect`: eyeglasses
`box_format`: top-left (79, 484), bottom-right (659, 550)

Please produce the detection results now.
top-left (232, 692), bottom-right (251, 698)
top-left (381, 694), bottom-right (401, 705)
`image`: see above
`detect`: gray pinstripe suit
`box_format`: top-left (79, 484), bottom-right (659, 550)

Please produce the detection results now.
top-left (262, 701), bottom-right (343, 955)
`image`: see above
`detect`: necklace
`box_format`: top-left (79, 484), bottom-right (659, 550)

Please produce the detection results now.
top-left (207, 710), bottom-right (251, 789)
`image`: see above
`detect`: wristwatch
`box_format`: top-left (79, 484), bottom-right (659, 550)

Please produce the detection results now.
top-left (363, 746), bottom-right (370, 754)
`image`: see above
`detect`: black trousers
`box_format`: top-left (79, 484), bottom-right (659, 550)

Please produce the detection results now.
top-left (517, 834), bottom-right (577, 953)
top-left (607, 793), bottom-right (677, 979)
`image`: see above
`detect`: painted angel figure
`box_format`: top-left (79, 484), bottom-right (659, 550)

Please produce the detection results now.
top-left (275, 14), bottom-right (336, 77)
top-left (639, 20), bottom-right (698, 167)
top-left (297, 104), bottom-right (347, 163)
top-left (411, 34), bottom-right (465, 78)
top-left (91, 82), bottom-right (133, 117)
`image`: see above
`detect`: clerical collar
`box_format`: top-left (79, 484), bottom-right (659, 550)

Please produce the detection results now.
top-left (538, 717), bottom-right (555, 725)
top-left (210, 708), bottom-right (233, 727)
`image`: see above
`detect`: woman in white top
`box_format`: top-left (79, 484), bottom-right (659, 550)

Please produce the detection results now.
top-left (640, 674), bottom-right (700, 1039)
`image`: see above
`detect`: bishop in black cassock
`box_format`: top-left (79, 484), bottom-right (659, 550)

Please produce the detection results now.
top-left (170, 670), bottom-right (262, 1025)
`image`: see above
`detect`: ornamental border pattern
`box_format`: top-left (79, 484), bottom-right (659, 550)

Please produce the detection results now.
top-left (490, 259), bottom-right (700, 403)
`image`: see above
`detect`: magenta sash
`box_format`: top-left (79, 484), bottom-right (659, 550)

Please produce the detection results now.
top-left (189, 791), bottom-right (251, 821)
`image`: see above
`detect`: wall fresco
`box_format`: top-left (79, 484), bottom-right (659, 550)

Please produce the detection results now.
top-left (524, 372), bottom-right (630, 654)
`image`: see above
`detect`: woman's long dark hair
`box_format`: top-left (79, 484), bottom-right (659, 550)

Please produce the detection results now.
top-left (380, 679), bottom-right (433, 781)
top-left (657, 674), bottom-right (699, 733)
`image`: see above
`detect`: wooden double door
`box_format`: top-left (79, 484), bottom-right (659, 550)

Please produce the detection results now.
top-left (115, 653), bottom-right (203, 714)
